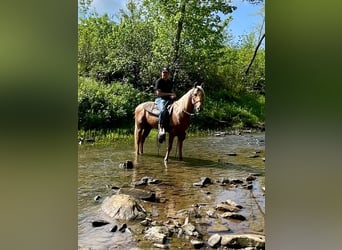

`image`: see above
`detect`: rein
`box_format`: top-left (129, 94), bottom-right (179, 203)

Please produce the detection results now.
top-left (183, 110), bottom-right (196, 116)
top-left (175, 87), bottom-right (204, 116)
top-left (181, 95), bottom-right (202, 116)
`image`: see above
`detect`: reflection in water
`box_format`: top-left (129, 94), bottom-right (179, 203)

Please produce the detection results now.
top-left (78, 133), bottom-right (265, 249)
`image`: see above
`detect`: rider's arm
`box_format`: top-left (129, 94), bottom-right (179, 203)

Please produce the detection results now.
top-left (155, 89), bottom-right (176, 98)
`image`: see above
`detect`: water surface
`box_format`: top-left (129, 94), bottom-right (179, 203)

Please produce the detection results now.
top-left (78, 132), bottom-right (265, 249)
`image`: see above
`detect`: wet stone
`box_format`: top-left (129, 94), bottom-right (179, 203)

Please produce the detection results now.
top-left (93, 195), bottom-right (101, 202)
top-left (118, 188), bottom-right (156, 202)
top-left (174, 208), bottom-right (200, 220)
top-left (110, 225), bottom-right (118, 232)
top-left (230, 178), bottom-right (244, 184)
top-left (206, 209), bottom-right (217, 218)
top-left (242, 183), bottom-right (253, 190)
top-left (193, 177), bottom-right (212, 187)
top-left (107, 185), bottom-right (120, 190)
top-left (101, 194), bottom-right (146, 221)
top-left (119, 160), bottom-right (134, 169)
top-left (132, 180), bottom-right (147, 186)
top-left (118, 223), bottom-right (127, 233)
top-left (144, 226), bottom-right (168, 244)
top-left (217, 177), bottom-right (230, 185)
top-left (190, 239), bottom-right (204, 249)
top-left (182, 222), bottom-right (196, 236)
top-left (220, 212), bottom-right (247, 221)
top-left (224, 199), bottom-right (243, 209)
top-left (216, 203), bottom-right (240, 212)
top-left (207, 233), bottom-right (221, 248)
top-left (91, 220), bottom-right (109, 227)
top-left (220, 234), bottom-right (265, 248)
top-left (140, 219), bottom-right (150, 227)
top-left (246, 175), bottom-right (257, 181)
top-left (249, 172), bottom-right (262, 177)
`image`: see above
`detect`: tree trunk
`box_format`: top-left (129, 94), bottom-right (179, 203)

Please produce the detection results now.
top-left (172, 2), bottom-right (186, 82)
top-left (245, 33), bottom-right (265, 75)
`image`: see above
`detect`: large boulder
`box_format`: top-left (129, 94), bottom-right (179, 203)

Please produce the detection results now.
top-left (220, 234), bottom-right (265, 249)
top-left (101, 194), bottom-right (146, 221)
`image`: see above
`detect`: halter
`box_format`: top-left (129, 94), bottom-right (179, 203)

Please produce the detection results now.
top-left (182, 87), bottom-right (203, 116)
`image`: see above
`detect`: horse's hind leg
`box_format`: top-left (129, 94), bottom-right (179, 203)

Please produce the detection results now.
top-left (140, 126), bottom-right (152, 154)
top-left (134, 122), bottom-right (143, 155)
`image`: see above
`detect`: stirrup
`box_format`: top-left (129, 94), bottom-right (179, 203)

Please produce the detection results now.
top-left (158, 133), bottom-right (166, 143)
top-left (158, 126), bottom-right (166, 143)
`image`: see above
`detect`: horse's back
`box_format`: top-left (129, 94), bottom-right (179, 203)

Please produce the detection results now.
top-left (135, 101), bottom-right (158, 126)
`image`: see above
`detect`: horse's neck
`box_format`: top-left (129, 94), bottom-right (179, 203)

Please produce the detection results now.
top-left (175, 89), bottom-right (193, 113)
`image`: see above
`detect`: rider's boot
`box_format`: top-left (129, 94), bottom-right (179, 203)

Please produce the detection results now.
top-left (158, 123), bottom-right (166, 143)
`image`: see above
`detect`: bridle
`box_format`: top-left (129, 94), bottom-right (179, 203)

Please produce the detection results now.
top-left (182, 87), bottom-right (204, 116)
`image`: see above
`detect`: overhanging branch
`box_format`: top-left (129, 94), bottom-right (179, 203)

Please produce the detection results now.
top-left (245, 33), bottom-right (265, 75)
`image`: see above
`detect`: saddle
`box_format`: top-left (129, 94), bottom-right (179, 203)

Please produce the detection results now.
top-left (143, 102), bottom-right (173, 131)
top-left (143, 102), bottom-right (173, 117)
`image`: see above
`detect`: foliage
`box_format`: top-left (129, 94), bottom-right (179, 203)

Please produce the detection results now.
top-left (78, 77), bottom-right (153, 130)
top-left (77, 0), bottom-right (265, 131)
top-left (191, 93), bottom-right (264, 130)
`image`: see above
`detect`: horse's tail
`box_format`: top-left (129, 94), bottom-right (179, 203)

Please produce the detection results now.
top-left (134, 106), bottom-right (140, 154)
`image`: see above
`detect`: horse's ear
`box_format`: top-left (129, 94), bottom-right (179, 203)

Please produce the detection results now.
top-left (194, 82), bottom-right (204, 88)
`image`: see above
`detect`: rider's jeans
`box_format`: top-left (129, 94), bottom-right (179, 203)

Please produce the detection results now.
top-left (155, 97), bottom-right (167, 127)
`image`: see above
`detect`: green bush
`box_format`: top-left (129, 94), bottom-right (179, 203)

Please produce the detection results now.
top-left (191, 94), bottom-right (264, 130)
top-left (78, 77), bottom-right (153, 130)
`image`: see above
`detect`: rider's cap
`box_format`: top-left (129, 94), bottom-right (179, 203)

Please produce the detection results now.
top-left (162, 67), bottom-right (169, 73)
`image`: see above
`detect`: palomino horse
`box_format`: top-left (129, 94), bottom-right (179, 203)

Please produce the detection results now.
top-left (134, 84), bottom-right (205, 161)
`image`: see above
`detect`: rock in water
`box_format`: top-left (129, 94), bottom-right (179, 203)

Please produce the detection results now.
top-left (220, 234), bottom-right (265, 248)
top-left (101, 194), bottom-right (146, 221)
top-left (207, 233), bottom-right (221, 248)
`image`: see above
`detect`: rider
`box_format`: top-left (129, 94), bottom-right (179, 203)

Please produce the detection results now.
top-left (154, 67), bottom-right (176, 143)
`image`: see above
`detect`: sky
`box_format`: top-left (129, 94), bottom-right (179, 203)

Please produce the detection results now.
top-left (84, 0), bottom-right (264, 43)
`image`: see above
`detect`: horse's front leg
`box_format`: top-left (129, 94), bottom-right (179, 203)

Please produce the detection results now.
top-left (164, 133), bottom-right (175, 161)
top-left (177, 132), bottom-right (186, 161)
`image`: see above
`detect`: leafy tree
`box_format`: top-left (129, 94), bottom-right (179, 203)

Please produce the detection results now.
top-left (77, 0), bottom-right (265, 130)
top-left (142, 0), bottom-right (237, 92)
top-left (78, 14), bottom-right (117, 81)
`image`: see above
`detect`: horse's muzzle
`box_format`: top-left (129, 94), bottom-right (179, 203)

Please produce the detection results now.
top-left (195, 107), bottom-right (202, 114)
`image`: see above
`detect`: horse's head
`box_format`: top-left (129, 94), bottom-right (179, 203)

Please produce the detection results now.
top-left (191, 85), bottom-right (205, 114)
